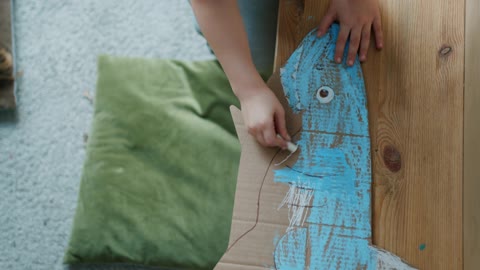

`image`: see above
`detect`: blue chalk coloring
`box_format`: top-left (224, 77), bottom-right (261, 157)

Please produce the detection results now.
top-left (272, 24), bottom-right (415, 270)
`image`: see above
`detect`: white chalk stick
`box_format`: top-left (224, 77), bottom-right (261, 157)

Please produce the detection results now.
top-left (277, 134), bottom-right (299, 153)
top-left (286, 141), bottom-right (298, 153)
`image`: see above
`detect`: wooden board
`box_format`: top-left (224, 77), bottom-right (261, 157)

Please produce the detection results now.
top-left (275, 0), bottom-right (464, 269)
top-left (464, 0), bottom-right (480, 268)
top-left (0, 0), bottom-right (16, 111)
top-left (274, 0), bottom-right (329, 72)
top-left (219, 26), bottom-right (415, 269)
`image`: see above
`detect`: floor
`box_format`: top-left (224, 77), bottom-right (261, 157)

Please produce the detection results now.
top-left (0, 1), bottom-right (212, 269)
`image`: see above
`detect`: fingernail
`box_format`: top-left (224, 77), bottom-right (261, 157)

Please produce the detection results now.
top-left (348, 60), bottom-right (353, 66)
top-left (317, 31), bottom-right (322, 37)
top-left (360, 55), bottom-right (366, 61)
top-left (336, 57), bottom-right (341, 63)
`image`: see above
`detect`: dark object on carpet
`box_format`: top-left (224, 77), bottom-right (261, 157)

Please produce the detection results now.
top-left (0, 0), bottom-right (16, 111)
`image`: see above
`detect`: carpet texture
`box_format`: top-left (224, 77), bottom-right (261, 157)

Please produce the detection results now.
top-left (0, 1), bottom-right (213, 269)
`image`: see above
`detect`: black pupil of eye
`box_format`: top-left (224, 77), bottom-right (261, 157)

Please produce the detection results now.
top-left (319, 89), bottom-right (329, 98)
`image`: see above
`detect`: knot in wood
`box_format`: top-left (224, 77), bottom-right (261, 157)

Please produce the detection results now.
top-left (383, 145), bottom-right (401, 172)
top-left (439, 45), bottom-right (453, 57)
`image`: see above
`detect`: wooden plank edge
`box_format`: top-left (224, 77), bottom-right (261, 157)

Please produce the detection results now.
top-left (464, 0), bottom-right (480, 268)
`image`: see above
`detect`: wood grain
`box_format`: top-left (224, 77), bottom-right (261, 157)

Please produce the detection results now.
top-left (275, 0), bottom-right (464, 269)
top-left (464, 0), bottom-right (480, 268)
top-left (274, 0), bottom-right (329, 72)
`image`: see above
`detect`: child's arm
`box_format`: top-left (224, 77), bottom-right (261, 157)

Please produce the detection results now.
top-left (318, 0), bottom-right (384, 66)
top-left (191, 0), bottom-right (290, 149)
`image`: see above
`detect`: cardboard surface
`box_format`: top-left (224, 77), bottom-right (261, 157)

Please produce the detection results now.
top-left (216, 26), bottom-right (415, 269)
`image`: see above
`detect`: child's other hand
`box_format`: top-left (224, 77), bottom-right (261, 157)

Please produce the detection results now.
top-left (237, 85), bottom-right (291, 149)
top-left (317, 0), bottom-right (383, 66)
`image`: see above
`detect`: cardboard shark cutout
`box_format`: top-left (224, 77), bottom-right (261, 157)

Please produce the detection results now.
top-left (216, 24), bottom-right (416, 270)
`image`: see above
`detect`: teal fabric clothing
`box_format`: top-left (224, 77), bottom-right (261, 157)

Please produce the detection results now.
top-left (189, 0), bottom-right (279, 75)
top-left (64, 56), bottom-right (241, 270)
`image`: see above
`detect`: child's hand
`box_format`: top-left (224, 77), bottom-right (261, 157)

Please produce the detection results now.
top-left (317, 0), bottom-right (383, 66)
top-left (237, 85), bottom-right (291, 149)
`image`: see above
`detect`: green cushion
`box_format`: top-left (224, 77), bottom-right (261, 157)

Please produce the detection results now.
top-left (64, 56), bottom-right (240, 270)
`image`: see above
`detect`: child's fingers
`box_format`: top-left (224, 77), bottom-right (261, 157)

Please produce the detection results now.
top-left (347, 26), bottom-right (362, 66)
top-left (359, 24), bottom-right (372, 62)
top-left (335, 25), bottom-right (351, 64)
top-left (274, 109), bottom-right (290, 142)
top-left (255, 132), bottom-right (267, 147)
top-left (262, 122), bottom-right (284, 148)
top-left (247, 123), bottom-right (266, 146)
top-left (317, 9), bottom-right (336, 37)
top-left (373, 16), bottom-right (383, 49)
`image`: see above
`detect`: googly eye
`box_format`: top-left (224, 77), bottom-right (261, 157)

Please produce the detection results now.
top-left (316, 86), bottom-right (334, 103)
